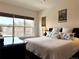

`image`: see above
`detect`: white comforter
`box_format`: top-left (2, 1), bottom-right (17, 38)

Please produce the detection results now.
top-left (25, 37), bottom-right (79, 59)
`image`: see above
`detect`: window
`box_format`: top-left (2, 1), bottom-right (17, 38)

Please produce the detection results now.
top-left (14, 18), bottom-right (24, 37)
top-left (25, 19), bottom-right (34, 37)
top-left (0, 12), bottom-right (34, 45)
top-left (0, 16), bottom-right (13, 45)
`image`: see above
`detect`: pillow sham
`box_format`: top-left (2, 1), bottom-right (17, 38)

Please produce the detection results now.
top-left (62, 27), bottom-right (73, 33)
top-left (50, 28), bottom-right (62, 38)
top-left (52, 28), bottom-right (61, 34)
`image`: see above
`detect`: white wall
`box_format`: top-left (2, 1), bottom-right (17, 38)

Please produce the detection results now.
top-left (39, 0), bottom-right (79, 36)
top-left (0, 2), bottom-right (39, 37)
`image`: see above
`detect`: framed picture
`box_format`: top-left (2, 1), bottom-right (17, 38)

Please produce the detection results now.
top-left (41, 16), bottom-right (46, 27)
top-left (58, 9), bottom-right (67, 23)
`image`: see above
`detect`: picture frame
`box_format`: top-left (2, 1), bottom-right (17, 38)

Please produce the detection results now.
top-left (41, 16), bottom-right (46, 27)
top-left (58, 9), bottom-right (67, 23)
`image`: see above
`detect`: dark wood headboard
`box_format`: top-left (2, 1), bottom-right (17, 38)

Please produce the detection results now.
top-left (72, 28), bottom-right (79, 38)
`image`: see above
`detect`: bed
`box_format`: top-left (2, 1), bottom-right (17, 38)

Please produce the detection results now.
top-left (25, 37), bottom-right (79, 59)
top-left (25, 28), bottom-right (79, 59)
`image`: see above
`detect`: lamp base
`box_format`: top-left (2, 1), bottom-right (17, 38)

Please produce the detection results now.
top-left (44, 32), bottom-right (47, 36)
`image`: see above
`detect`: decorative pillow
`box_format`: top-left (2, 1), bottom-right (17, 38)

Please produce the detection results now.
top-left (57, 32), bottom-right (64, 39)
top-left (46, 31), bottom-right (53, 37)
top-left (51, 33), bottom-right (59, 38)
top-left (56, 34), bottom-right (62, 39)
top-left (62, 33), bottom-right (74, 40)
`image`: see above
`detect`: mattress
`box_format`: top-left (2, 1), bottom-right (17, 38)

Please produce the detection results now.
top-left (25, 37), bottom-right (79, 59)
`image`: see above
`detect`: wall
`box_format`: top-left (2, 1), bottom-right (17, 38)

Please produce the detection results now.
top-left (39, 0), bottom-right (79, 36)
top-left (0, 2), bottom-right (39, 37)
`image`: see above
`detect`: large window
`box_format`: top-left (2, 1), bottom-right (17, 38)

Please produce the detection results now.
top-left (0, 16), bottom-right (13, 36)
top-left (0, 12), bottom-right (34, 45)
top-left (25, 19), bottom-right (34, 37)
top-left (0, 16), bottom-right (13, 45)
top-left (14, 18), bottom-right (24, 37)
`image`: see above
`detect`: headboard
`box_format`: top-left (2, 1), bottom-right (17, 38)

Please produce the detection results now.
top-left (72, 28), bottom-right (79, 38)
top-left (48, 28), bottom-right (79, 38)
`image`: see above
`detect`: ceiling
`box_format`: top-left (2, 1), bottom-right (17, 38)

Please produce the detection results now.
top-left (0, 0), bottom-right (59, 11)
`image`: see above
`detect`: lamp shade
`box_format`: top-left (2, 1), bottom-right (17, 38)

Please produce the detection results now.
top-left (45, 27), bottom-right (48, 32)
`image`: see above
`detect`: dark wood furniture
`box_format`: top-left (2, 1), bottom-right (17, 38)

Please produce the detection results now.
top-left (0, 43), bottom-right (26, 59)
top-left (0, 43), bottom-right (41, 59)
top-left (0, 38), bottom-right (4, 47)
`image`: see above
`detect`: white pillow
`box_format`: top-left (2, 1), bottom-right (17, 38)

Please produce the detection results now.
top-left (48, 28), bottom-right (62, 38)
top-left (51, 28), bottom-right (61, 38)
top-left (53, 28), bottom-right (60, 34)
top-left (62, 27), bottom-right (73, 33)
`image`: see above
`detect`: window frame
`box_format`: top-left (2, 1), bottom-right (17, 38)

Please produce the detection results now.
top-left (0, 12), bottom-right (34, 45)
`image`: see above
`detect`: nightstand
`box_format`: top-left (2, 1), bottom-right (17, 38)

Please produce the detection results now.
top-left (0, 37), bottom-right (4, 47)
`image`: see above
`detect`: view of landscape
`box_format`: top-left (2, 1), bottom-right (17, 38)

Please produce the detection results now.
top-left (0, 16), bottom-right (34, 45)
